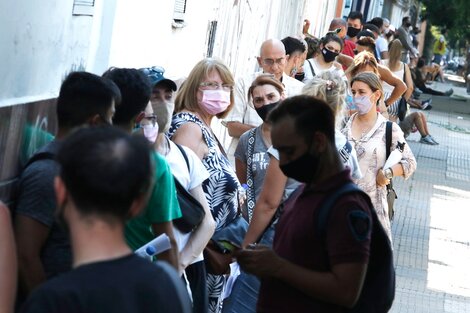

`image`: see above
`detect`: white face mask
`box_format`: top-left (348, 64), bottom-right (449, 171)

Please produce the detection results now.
top-left (152, 100), bottom-right (175, 134)
top-left (142, 123), bottom-right (159, 143)
top-left (353, 95), bottom-right (374, 115)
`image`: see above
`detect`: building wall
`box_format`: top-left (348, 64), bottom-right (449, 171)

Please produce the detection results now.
top-left (0, 0), bottom-right (337, 203)
top-left (0, 0), bottom-right (108, 108)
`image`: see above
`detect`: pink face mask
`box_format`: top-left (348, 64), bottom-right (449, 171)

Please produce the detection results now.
top-left (200, 89), bottom-right (231, 115)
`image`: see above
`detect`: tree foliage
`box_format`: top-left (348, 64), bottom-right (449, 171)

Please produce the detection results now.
top-left (420, 0), bottom-right (470, 46)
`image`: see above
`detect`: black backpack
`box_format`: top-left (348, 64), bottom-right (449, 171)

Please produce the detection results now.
top-left (316, 182), bottom-right (395, 313)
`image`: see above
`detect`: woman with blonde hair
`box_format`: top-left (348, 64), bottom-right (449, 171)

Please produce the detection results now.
top-left (342, 72), bottom-right (416, 240)
top-left (302, 71), bottom-right (362, 179)
top-left (382, 39), bottom-right (415, 118)
top-left (168, 58), bottom-right (240, 313)
top-left (346, 51), bottom-right (407, 115)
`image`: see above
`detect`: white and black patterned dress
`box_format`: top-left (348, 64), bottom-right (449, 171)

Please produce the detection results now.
top-left (169, 112), bottom-right (240, 313)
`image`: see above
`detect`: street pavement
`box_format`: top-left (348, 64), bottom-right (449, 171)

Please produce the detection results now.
top-left (390, 80), bottom-right (470, 312)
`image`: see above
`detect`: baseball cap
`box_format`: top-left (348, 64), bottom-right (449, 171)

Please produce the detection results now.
top-left (140, 66), bottom-right (177, 91)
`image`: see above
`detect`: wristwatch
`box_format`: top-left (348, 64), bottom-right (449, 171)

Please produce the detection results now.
top-left (384, 168), bottom-right (393, 179)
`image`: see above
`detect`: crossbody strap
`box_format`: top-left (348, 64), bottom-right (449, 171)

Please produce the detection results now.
top-left (245, 128), bottom-right (257, 222)
top-left (174, 142), bottom-right (190, 173)
top-left (385, 121), bottom-right (393, 191)
top-left (307, 59), bottom-right (316, 77)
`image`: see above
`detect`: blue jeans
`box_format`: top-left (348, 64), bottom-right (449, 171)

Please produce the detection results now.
top-left (221, 226), bottom-right (275, 313)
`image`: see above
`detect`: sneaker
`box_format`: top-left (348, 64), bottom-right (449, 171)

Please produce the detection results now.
top-left (420, 135), bottom-right (437, 145)
top-left (421, 99), bottom-right (433, 110)
top-left (444, 88), bottom-right (454, 96)
top-left (429, 135), bottom-right (439, 145)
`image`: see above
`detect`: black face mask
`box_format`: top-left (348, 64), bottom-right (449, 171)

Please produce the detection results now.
top-left (405, 22), bottom-right (412, 28)
top-left (255, 101), bottom-right (279, 122)
top-left (294, 72), bottom-right (305, 82)
top-left (321, 48), bottom-right (339, 63)
top-left (347, 26), bottom-right (361, 38)
top-left (279, 150), bottom-right (320, 183)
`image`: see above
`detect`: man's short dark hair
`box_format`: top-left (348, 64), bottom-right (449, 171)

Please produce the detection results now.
top-left (329, 18), bottom-right (347, 30)
top-left (57, 126), bottom-right (153, 221)
top-left (102, 68), bottom-right (152, 126)
top-left (57, 72), bottom-right (121, 130)
top-left (281, 36), bottom-right (306, 56)
top-left (268, 95), bottom-right (335, 144)
top-left (402, 16), bottom-right (410, 24)
top-left (368, 17), bottom-right (384, 29)
top-left (363, 23), bottom-right (380, 35)
top-left (348, 11), bottom-right (363, 24)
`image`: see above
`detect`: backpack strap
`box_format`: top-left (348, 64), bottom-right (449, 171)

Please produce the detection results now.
top-left (174, 142), bottom-right (190, 173)
top-left (316, 182), bottom-right (368, 237)
top-left (24, 152), bottom-right (56, 169)
top-left (245, 128), bottom-right (257, 221)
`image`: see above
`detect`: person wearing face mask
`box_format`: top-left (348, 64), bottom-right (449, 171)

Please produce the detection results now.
top-left (303, 33), bottom-right (345, 81)
top-left (103, 68), bottom-right (183, 272)
top-left (236, 96), bottom-right (375, 312)
top-left (397, 16), bottom-right (418, 63)
top-left (223, 39), bottom-right (304, 166)
top-left (347, 11), bottom-right (363, 43)
top-left (301, 71), bottom-right (362, 180)
top-left (222, 75), bottom-right (300, 313)
top-left (142, 67), bottom-right (216, 313)
top-left (168, 58), bottom-right (243, 313)
top-left (342, 72), bottom-right (416, 241)
top-left (280, 36), bottom-right (307, 81)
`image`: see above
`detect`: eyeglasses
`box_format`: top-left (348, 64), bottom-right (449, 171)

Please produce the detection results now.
top-left (261, 57), bottom-right (286, 67)
top-left (199, 82), bottom-right (233, 92)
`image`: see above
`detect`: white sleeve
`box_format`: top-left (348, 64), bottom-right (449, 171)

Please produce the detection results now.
top-left (303, 59), bottom-right (314, 81)
top-left (224, 76), bottom-right (249, 123)
top-left (376, 37), bottom-right (388, 52)
top-left (183, 146), bottom-right (210, 190)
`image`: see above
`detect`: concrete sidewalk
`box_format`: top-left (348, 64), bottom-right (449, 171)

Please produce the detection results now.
top-left (389, 87), bottom-right (470, 312)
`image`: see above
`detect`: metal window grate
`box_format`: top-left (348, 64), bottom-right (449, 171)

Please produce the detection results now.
top-left (206, 21), bottom-right (217, 58)
top-left (73, 0), bottom-right (95, 16)
top-left (173, 0), bottom-right (187, 22)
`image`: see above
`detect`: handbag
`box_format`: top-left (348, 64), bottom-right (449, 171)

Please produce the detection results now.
top-left (397, 63), bottom-right (408, 122)
top-left (203, 215), bottom-right (248, 275)
top-left (172, 144), bottom-right (206, 234)
top-left (385, 121), bottom-right (397, 221)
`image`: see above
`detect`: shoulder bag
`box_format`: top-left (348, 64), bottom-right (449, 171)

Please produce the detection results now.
top-left (172, 144), bottom-right (206, 234)
top-left (385, 121), bottom-right (397, 221)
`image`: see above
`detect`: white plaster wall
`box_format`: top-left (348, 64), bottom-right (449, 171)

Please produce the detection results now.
top-left (304, 0), bottom-right (339, 38)
top-left (0, 0), bottom-right (99, 107)
top-left (107, 0), bottom-right (218, 80)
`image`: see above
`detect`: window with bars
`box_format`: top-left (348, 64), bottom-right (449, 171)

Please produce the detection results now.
top-left (72, 0), bottom-right (95, 16)
top-left (173, 0), bottom-right (187, 22)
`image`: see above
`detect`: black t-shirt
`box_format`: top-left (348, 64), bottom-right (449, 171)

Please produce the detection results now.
top-left (15, 140), bottom-right (72, 278)
top-left (20, 254), bottom-right (192, 313)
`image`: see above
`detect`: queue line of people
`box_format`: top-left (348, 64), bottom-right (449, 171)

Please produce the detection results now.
top-left (2, 10), bottom-right (427, 313)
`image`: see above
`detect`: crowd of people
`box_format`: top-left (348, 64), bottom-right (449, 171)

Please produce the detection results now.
top-left (5, 9), bottom-right (457, 313)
